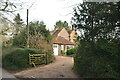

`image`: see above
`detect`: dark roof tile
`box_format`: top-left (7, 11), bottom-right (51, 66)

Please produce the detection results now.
top-left (52, 28), bottom-right (63, 36)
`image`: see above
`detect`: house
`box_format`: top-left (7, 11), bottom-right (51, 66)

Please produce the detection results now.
top-left (51, 25), bottom-right (79, 56)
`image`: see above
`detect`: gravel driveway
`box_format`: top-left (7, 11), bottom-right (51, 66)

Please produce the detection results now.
top-left (14, 56), bottom-right (79, 78)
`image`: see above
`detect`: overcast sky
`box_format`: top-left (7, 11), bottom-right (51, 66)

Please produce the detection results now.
top-left (13, 0), bottom-right (83, 30)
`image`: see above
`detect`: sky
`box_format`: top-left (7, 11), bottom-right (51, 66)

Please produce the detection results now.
top-left (14, 0), bottom-right (83, 30)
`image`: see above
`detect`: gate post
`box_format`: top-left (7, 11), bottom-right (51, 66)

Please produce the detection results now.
top-left (46, 52), bottom-right (48, 64)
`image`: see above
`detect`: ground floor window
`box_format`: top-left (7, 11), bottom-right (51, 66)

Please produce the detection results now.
top-left (67, 46), bottom-right (70, 50)
top-left (66, 45), bottom-right (73, 50)
top-left (53, 44), bottom-right (57, 48)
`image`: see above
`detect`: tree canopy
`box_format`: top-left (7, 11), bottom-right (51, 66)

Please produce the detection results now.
top-left (13, 13), bottom-right (23, 35)
top-left (54, 20), bottom-right (70, 30)
top-left (28, 21), bottom-right (51, 43)
top-left (72, 2), bottom-right (120, 78)
top-left (72, 2), bottom-right (120, 41)
top-left (13, 21), bottom-right (52, 48)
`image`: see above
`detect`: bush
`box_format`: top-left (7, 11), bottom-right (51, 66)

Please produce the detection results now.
top-left (46, 50), bottom-right (55, 63)
top-left (66, 48), bottom-right (76, 55)
top-left (2, 48), bottom-right (54, 70)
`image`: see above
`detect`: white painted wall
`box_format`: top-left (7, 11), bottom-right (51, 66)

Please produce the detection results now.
top-left (53, 44), bottom-right (58, 56)
top-left (61, 45), bottom-right (64, 50)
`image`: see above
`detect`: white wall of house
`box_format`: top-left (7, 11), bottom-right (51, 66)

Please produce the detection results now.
top-left (61, 45), bottom-right (64, 50)
top-left (53, 44), bottom-right (58, 56)
top-left (53, 44), bottom-right (74, 56)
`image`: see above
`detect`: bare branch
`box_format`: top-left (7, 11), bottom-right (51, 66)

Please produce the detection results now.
top-left (3, 2), bottom-right (8, 10)
top-left (0, 1), bottom-right (23, 13)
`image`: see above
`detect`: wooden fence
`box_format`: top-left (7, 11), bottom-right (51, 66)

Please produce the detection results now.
top-left (29, 53), bottom-right (47, 67)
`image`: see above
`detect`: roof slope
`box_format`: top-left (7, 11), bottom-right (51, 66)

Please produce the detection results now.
top-left (53, 36), bottom-right (74, 45)
top-left (52, 28), bottom-right (63, 36)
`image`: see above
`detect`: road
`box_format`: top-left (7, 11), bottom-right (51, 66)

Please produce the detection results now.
top-left (0, 67), bottom-right (16, 79)
top-left (14, 56), bottom-right (79, 78)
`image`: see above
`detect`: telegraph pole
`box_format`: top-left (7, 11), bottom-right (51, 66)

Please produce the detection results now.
top-left (27, 9), bottom-right (29, 48)
top-left (26, 0), bottom-right (37, 48)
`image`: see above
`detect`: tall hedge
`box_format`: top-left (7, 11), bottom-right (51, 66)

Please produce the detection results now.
top-left (74, 39), bottom-right (120, 78)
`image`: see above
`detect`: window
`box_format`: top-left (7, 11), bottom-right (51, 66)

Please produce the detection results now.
top-left (61, 36), bottom-right (67, 39)
top-left (67, 45), bottom-right (73, 50)
top-left (53, 44), bottom-right (57, 48)
top-left (67, 46), bottom-right (70, 50)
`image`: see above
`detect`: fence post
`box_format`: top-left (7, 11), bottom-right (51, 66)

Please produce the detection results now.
top-left (46, 52), bottom-right (48, 64)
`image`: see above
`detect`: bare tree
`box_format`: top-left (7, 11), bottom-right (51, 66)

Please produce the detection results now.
top-left (0, 0), bottom-right (23, 12)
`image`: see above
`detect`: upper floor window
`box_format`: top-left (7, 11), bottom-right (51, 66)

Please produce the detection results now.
top-left (61, 36), bottom-right (67, 39)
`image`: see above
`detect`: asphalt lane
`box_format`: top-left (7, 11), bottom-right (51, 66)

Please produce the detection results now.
top-left (0, 67), bottom-right (16, 79)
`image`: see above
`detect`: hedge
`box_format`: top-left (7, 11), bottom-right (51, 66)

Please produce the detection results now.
top-left (2, 48), bottom-right (54, 70)
top-left (74, 40), bottom-right (120, 79)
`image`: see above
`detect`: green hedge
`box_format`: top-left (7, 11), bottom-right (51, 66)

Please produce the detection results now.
top-left (2, 48), bottom-right (54, 70)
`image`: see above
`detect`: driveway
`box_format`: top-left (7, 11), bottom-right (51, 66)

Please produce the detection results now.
top-left (14, 56), bottom-right (79, 78)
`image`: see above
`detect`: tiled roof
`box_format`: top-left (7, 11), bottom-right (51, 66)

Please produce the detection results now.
top-left (52, 28), bottom-right (63, 36)
top-left (53, 36), bottom-right (74, 45)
